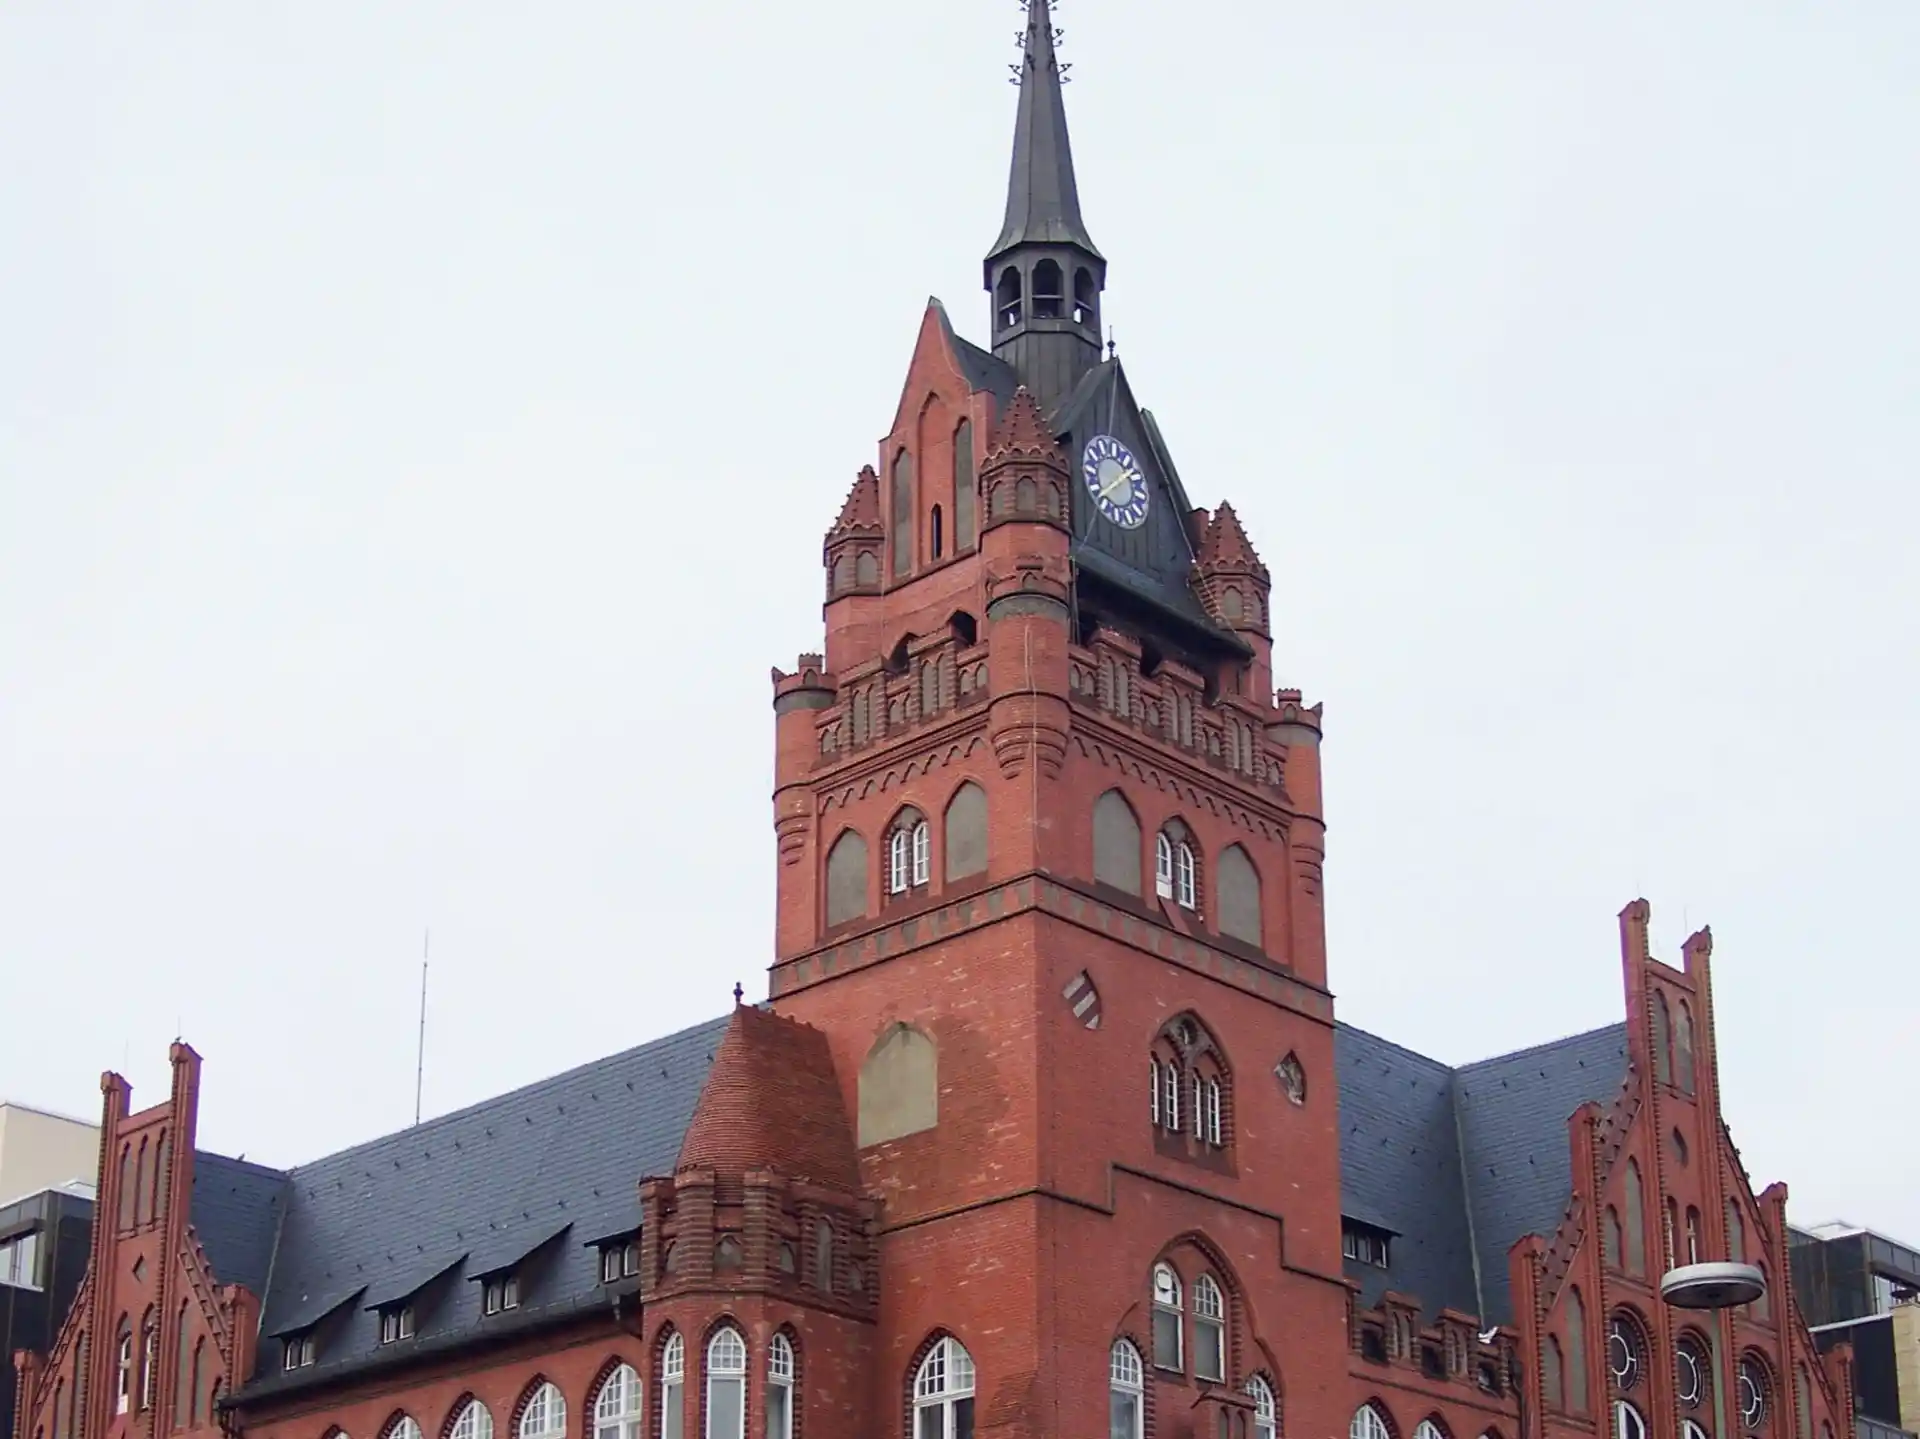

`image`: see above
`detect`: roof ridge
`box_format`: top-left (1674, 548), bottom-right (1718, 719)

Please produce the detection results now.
top-left (283, 1014), bottom-right (730, 1175)
top-left (194, 1150), bottom-right (290, 1180)
top-left (1455, 1020), bottom-right (1626, 1075)
top-left (1333, 1019), bottom-right (1458, 1073)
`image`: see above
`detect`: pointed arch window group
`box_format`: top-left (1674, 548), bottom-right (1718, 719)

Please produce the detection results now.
top-left (1093, 791), bottom-right (1265, 948)
top-left (1148, 1015), bottom-right (1229, 1151)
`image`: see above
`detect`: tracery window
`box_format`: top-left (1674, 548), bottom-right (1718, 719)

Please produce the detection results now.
top-left (912, 1337), bottom-right (976, 1439)
top-left (520, 1382), bottom-right (567, 1439)
top-left (1147, 1016), bottom-right (1229, 1151)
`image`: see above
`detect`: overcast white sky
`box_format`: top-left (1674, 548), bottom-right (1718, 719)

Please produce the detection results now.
top-left (3, 1), bottom-right (1916, 1241)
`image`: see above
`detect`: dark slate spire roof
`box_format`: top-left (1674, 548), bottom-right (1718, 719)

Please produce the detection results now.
top-left (1335, 1020), bottom-right (1627, 1326)
top-left (986, 0), bottom-right (1103, 268)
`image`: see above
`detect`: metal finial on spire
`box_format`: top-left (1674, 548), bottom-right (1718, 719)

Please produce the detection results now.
top-left (732, 981), bottom-right (745, 1006)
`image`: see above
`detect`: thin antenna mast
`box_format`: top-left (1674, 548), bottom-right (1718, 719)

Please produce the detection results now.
top-left (414, 930), bottom-right (429, 1127)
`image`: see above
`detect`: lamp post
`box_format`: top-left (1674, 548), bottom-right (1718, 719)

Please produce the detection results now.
top-left (1661, 1262), bottom-right (1767, 1310)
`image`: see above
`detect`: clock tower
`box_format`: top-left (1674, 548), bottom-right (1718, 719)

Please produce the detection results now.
top-left (766, 1), bottom-right (1343, 1433)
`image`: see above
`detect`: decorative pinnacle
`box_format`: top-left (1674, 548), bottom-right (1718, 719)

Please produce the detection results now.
top-left (733, 982), bottom-right (745, 1006)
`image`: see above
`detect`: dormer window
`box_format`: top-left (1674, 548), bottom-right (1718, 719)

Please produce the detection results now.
top-left (481, 1273), bottom-right (519, 1315)
top-left (599, 1239), bottom-right (639, 1284)
top-left (281, 1333), bottom-right (315, 1371)
top-left (1342, 1220), bottom-right (1391, 1269)
top-left (378, 1304), bottom-right (415, 1344)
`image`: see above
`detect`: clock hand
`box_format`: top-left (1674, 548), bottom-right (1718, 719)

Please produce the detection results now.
top-left (1101, 470), bottom-right (1132, 502)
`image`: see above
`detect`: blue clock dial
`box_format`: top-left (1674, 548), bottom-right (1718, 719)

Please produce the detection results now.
top-left (1082, 434), bottom-right (1149, 531)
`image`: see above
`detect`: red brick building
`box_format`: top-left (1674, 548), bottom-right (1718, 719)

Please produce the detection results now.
top-left (8, 6), bottom-right (1859, 1439)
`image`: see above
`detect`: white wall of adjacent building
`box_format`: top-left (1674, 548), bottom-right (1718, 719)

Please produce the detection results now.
top-left (0, 1101), bottom-right (99, 1207)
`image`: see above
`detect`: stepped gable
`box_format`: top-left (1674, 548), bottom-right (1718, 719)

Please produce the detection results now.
top-left (1335, 1020), bottom-right (1626, 1325)
top-left (674, 1004), bottom-right (859, 1192)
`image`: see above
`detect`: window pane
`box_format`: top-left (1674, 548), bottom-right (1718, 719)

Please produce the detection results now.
top-left (916, 1407), bottom-right (945, 1439)
top-left (1198, 1321), bottom-right (1225, 1381)
top-left (764, 1388), bottom-right (790, 1439)
top-left (1152, 1309), bottom-right (1182, 1368)
top-left (954, 1397), bottom-right (975, 1439)
top-left (706, 1378), bottom-right (743, 1439)
top-left (1110, 1392), bottom-right (1140, 1439)
top-left (662, 1383), bottom-right (682, 1439)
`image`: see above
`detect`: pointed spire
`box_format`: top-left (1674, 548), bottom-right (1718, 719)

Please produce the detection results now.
top-left (987, 386), bottom-right (1067, 466)
top-left (828, 466), bottom-right (882, 538)
top-left (1197, 501), bottom-right (1269, 577)
top-left (988, 0), bottom-right (1102, 265)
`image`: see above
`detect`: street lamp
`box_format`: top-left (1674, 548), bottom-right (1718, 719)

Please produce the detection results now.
top-left (1661, 1262), bottom-right (1766, 1310)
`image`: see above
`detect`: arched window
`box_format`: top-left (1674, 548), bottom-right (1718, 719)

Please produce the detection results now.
top-left (1193, 1275), bottom-right (1226, 1382)
top-left (172, 1301), bottom-right (192, 1428)
top-left (152, 1131), bottom-right (170, 1218)
top-left (1795, 1365), bottom-right (1813, 1439)
top-left (1753, 1263), bottom-right (1771, 1320)
top-left (912, 1337), bottom-right (976, 1439)
top-left (953, 421), bottom-right (976, 551)
top-left (187, 1338), bottom-right (204, 1425)
top-left (139, 1309), bottom-right (157, 1411)
top-left (1667, 1198), bottom-right (1682, 1269)
top-left (1351, 1406), bottom-right (1392, 1439)
top-left (1604, 1207), bottom-right (1624, 1269)
top-left (767, 1335), bottom-right (795, 1439)
top-left (117, 1146), bottom-right (134, 1230)
top-left (1154, 832), bottom-right (1174, 898)
top-left (453, 1400), bottom-right (496, 1439)
top-left (1175, 842), bottom-right (1197, 909)
top-left (944, 782), bottom-right (988, 881)
top-left (1676, 1336), bottom-right (1710, 1411)
top-left (995, 267), bottom-right (1023, 329)
top-left (115, 1317), bottom-right (134, 1415)
top-left (824, 830), bottom-right (868, 927)
top-left (813, 1219), bottom-right (835, 1292)
top-left (1623, 1162), bottom-right (1646, 1276)
top-left (1566, 1288), bottom-right (1590, 1414)
top-left (1110, 1340), bottom-right (1144, 1439)
top-left (52, 1382), bottom-right (67, 1439)
top-left (888, 814), bottom-right (930, 894)
top-left (1216, 845), bottom-right (1261, 947)
top-left (1247, 1377), bottom-right (1278, 1439)
top-left (705, 1329), bottom-right (746, 1439)
top-left (1151, 1265), bottom-right (1183, 1369)
top-left (1687, 1207), bottom-right (1703, 1264)
top-left (1151, 1015), bottom-right (1229, 1150)
top-left (891, 448), bottom-right (914, 577)
top-left (1740, 1356), bottom-right (1772, 1432)
top-left (1728, 1200), bottom-right (1747, 1262)
top-left (1073, 268), bottom-right (1098, 328)
top-left (1093, 790), bottom-right (1142, 895)
top-left (930, 505), bottom-right (943, 560)
top-left (1544, 1337), bottom-right (1565, 1410)
top-left (389, 1419), bottom-right (423, 1439)
top-left (1652, 991), bottom-right (1673, 1086)
top-left (1032, 259), bottom-right (1064, 318)
top-left (135, 1137), bottom-right (152, 1226)
top-left (519, 1383), bottom-right (567, 1439)
top-left (660, 1332), bottom-right (685, 1439)
top-left (1617, 1404), bottom-right (1648, 1439)
top-left (1203, 1076), bottom-right (1223, 1146)
top-left (1675, 1000), bottom-right (1696, 1094)
top-left (1415, 1422), bottom-right (1447, 1439)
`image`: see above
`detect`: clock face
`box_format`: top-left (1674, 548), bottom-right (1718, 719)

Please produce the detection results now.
top-left (1082, 434), bottom-right (1149, 530)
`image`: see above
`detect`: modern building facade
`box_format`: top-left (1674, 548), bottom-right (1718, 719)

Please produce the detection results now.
top-left (0, 1184), bottom-right (94, 1439)
top-left (1791, 1222), bottom-right (1920, 1439)
top-left (7, 7), bottom-right (1861, 1439)
top-left (0, 1107), bottom-right (99, 1211)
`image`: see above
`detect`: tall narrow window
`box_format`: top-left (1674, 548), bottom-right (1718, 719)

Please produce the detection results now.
top-left (139, 1309), bottom-right (157, 1410)
top-left (115, 1318), bottom-right (134, 1415)
top-left (813, 1219), bottom-right (834, 1292)
top-left (1247, 1377), bottom-right (1277, 1439)
top-left (912, 819), bottom-right (930, 886)
top-left (1604, 1208), bottom-right (1624, 1270)
top-left (930, 505), bottom-right (944, 560)
top-left (1149, 1059), bottom-right (1162, 1126)
top-left (825, 830), bottom-right (868, 927)
top-left (1155, 833), bottom-right (1173, 897)
top-left (912, 1337), bottom-right (976, 1439)
top-left (152, 1132), bottom-right (170, 1219)
top-left (1203, 1078), bottom-right (1223, 1147)
top-left (953, 421), bottom-right (976, 551)
top-left (1151, 1265), bottom-right (1183, 1370)
top-left (705, 1329), bottom-right (746, 1439)
top-left (1174, 842), bottom-right (1196, 909)
top-left (135, 1138), bottom-right (152, 1226)
top-left (1193, 1275), bottom-right (1226, 1382)
top-left (187, 1339), bottom-right (203, 1425)
top-left (1093, 791), bottom-right (1143, 895)
top-left (117, 1146), bottom-right (134, 1230)
top-left (1623, 1162), bottom-right (1646, 1276)
top-left (1216, 845), bottom-right (1262, 948)
top-left (891, 449), bottom-right (914, 577)
top-left (1674, 1000), bottom-right (1696, 1094)
top-left (1728, 1201), bottom-right (1746, 1262)
top-left (1687, 1208), bottom-right (1703, 1264)
top-left (1652, 991), bottom-right (1673, 1086)
top-left (661, 1333), bottom-right (685, 1439)
top-left (1567, 1288), bottom-right (1590, 1414)
top-left (1545, 1337), bottom-right (1566, 1410)
top-left (1110, 1341), bottom-right (1144, 1439)
top-left (766, 1334), bottom-right (795, 1439)
top-left (943, 782), bottom-right (988, 881)
top-left (1161, 1062), bottom-right (1181, 1133)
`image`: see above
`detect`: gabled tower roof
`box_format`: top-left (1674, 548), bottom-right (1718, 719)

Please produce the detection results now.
top-left (986, 0), bottom-right (1103, 270)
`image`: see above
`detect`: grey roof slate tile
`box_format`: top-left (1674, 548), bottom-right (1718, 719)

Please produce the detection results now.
top-left (1335, 1020), bottom-right (1627, 1327)
top-left (190, 1152), bottom-right (290, 1299)
top-left (243, 1014), bottom-right (727, 1388)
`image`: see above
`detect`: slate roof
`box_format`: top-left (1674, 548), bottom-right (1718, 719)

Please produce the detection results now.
top-left (212, 1014), bottom-right (726, 1392)
top-left (1336, 1020), bottom-right (1627, 1326)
